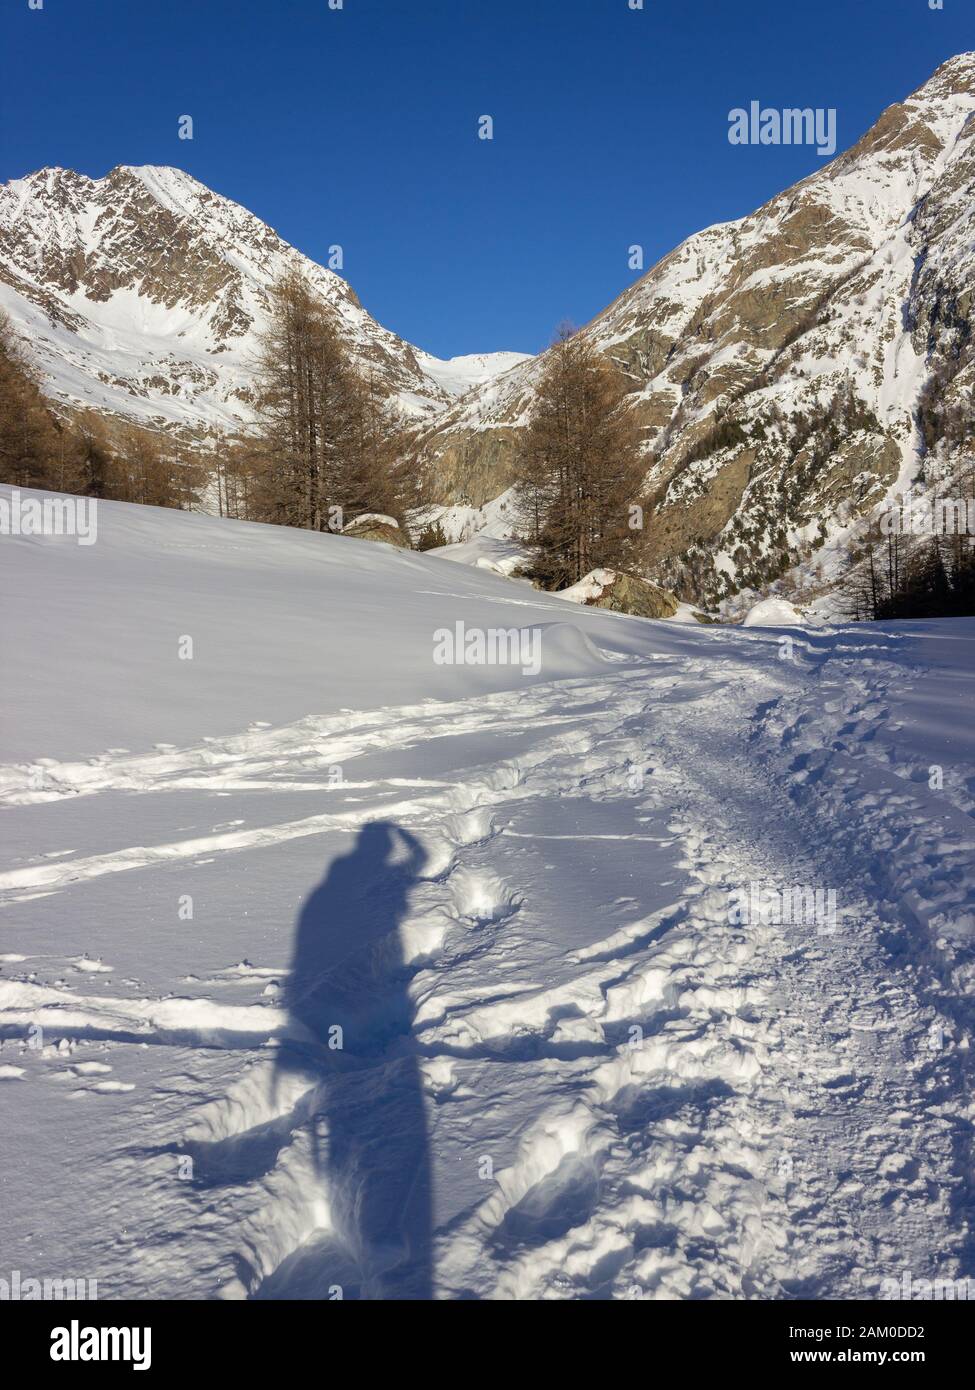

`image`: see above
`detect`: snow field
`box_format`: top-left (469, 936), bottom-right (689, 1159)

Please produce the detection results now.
top-left (0, 492), bottom-right (973, 1298)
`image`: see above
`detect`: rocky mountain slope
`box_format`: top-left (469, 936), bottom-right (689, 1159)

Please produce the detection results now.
top-left (0, 164), bottom-right (528, 437)
top-left (414, 54), bottom-right (975, 605)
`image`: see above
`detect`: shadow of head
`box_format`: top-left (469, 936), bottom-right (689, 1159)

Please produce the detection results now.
top-left (282, 821), bottom-right (428, 1057)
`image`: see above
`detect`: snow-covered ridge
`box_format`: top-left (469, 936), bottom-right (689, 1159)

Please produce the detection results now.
top-left (414, 350), bottom-right (532, 398)
top-left (0, 164), bottom-right (530, 435)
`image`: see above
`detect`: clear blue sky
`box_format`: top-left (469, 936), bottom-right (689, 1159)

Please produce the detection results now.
top-left (1, 0), bottom-right (971, 358)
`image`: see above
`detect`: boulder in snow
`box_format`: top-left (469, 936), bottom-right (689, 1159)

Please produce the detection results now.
top-left (558, 569), bottom-right (680, 620)
top-left (342, 514), bottom-right (410, 549)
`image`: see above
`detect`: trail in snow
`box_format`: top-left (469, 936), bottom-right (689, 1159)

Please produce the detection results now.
top-left (1, 627), bottom-right (972, 1298)
top-left (1, 495), bottom-right (973, 1299)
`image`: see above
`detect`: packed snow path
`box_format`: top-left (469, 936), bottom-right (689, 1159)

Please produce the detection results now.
top-left (1, 496), bottom-right (973, 1299)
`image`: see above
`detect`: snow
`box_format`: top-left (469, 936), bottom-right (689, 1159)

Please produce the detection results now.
top-left (667, 602), bottom-right (708, 625)
top-left (413, 351), bottom-right (532, 398)
top-left (742, 597), bottom-right (805, 627)
top-left (344, 512), bottom-right (399, 530)
top-left (423, 488), bottom-right (531, 576)
top-left (556, 568), bottom-right (618, 605)
top-left (1, 486), bottom-right (974, 1300)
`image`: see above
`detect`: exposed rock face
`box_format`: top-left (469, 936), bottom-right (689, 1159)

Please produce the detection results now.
top-left (415, 55), bottom-right (975, 605)
top-left (0, 165), bottom-right (525, 439)
top-left (342, 514), bottom-right (410, 549)
top-left (560, 569), bottom-right (680, 619)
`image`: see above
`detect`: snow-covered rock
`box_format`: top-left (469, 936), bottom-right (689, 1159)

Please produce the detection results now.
top-left (346, 513), bottom-right (400, 530)
top-left (742, 597), bottom-right (804, 627)
top-left (341, 513), bottom-right (409, 548)
top-left (558, 568), bottom-right (680, 619)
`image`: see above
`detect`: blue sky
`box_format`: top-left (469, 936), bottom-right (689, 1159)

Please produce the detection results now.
top-left (2, 0), bottom-right (971, 358)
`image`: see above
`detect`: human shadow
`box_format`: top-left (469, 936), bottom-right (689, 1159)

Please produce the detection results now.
top-left (272, 821), bottom-right (432, 1300)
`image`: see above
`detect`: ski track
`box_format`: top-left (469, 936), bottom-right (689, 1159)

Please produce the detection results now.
top-left (1, 637), bottom-right (973, 1300)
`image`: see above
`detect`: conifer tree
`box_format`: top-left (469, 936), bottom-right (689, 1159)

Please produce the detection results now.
top-left (247, 271), bottom-right (416, 532)
top-left (0, 311), bottom-right (59, 489)
top-left (515, 326), bottom-right (647, 588)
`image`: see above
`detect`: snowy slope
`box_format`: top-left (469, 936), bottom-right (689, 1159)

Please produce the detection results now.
top-left (1, 487), bottom-right (974, 1300)
top-left (414, 351), bottom-right (531, 399)
top-left (421, 486), bottom-right (530, 576)
top-left (0, 166), bottom-right (529, 435)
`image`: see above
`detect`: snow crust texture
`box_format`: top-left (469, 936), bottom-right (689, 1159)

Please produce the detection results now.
top-left (1, 491), bottom-right (974, 1300)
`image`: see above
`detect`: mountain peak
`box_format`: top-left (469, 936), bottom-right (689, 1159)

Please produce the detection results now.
top-left (916, 49), bottom-right (975, 92)
top-left (0, 163), bottom-right (530, 437)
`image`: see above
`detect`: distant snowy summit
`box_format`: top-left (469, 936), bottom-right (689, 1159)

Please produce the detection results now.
top-left (0, 163), bottom-right (529, 436)
top-left (415, 350), bottom-right (532, 398)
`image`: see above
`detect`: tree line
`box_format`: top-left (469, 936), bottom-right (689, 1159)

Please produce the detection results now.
top-left (0, 290), bottom-right (651, 591)
top-left (840, 516), bottom-right (975, 621)
top-left (0, 311), bottom-right (205, 509)
top-left (4, 269), bottom-right (974, 621)
top-left (840, 454), bottom-right (975, 620)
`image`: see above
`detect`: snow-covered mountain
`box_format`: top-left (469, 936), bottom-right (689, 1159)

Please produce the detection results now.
top-left (414, 350), bottom-right (533, 399)
top-left (415, 54), bottom-right (975, 605)
top-left (3, 56), bottom-right (973, 609)
top-left (0, 164), bottom-right (528, 436)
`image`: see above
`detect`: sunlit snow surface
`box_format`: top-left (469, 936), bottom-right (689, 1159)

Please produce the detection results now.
top-left (1, 489), bottom-right (974, 1299)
